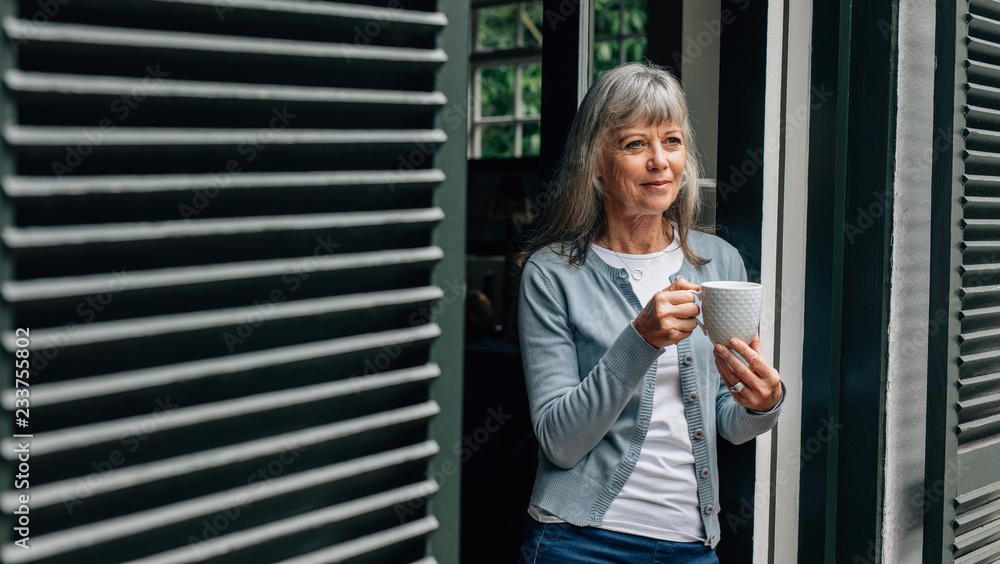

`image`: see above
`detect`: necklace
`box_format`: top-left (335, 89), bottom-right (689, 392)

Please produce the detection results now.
top-left (610, 247), bottom-right (661, 280)
top-left (607, 234), bottom-right (670, 281)
top-left (602, 222), bottom-right (673, 281)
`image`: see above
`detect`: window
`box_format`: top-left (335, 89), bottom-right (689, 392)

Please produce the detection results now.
top-left (594, 0), bottom-right (647, 77)
top-left (469, 0), bottom-right (649, 159)
top-left (469, 1), bottom-right (543, 159)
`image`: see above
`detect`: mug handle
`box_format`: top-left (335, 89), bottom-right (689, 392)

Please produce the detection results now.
top-left (687, 289), bottom-right (706, 335)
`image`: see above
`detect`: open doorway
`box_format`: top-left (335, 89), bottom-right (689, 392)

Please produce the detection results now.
top-left (459, 1), bottom-right (774, 562)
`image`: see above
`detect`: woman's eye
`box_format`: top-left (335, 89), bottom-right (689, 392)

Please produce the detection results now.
top-left (625, 140), bottom-right (642, 149)
top-left (666, 137), bottom-right (682, 145)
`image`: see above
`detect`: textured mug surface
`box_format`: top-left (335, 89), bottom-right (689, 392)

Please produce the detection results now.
top-left (696, 281), bottom-right (762, 346)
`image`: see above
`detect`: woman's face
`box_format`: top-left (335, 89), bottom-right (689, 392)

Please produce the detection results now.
top-left (598, 120), bottom-right (686, 221)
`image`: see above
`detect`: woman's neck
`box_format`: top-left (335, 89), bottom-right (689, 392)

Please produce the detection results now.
top-left (600, 215), bottom-right (674, 254)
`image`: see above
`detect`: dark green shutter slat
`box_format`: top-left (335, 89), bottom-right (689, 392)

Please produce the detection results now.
top-left (2, 247), bottom-right (444, 302)
top-left (965, 127), bottom-right (1000, 152)
top-left (271, 516), bottom-right (440, 564)
top-left (2, 18), bottom-right (447, 64)
top-left (3, 286), bottom-right (443, 350)
top-left (4, 71), bottom-right (448, 106)
top-left (963, 196), bottom-right (1000, 217)
top-left (964, 173), bottom-right (1000, 194)
top-left (3, 126), bottom-right (447, 148)
top-left (2, 209), bottom-right (444, 248)
top-left (2, 169), bottom-right (445, 197)
top-left (969, 36), bottom-right (1000, 68)
top-left (965, 103), bottom-right (1000, 128)
top-left (967, 60), bottom-right (1000, 90)
top-left (138, 0), bottom-right (449, 27)
top-left (971, 0), bottom-right (1000, 21)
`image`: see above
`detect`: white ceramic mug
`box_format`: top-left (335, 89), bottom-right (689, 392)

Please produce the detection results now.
top-left (688, 281), bottom-right (762, 346)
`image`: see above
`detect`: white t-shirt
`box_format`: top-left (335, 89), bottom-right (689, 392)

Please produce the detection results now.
top-left (528, 237), bottom-right (705, 543)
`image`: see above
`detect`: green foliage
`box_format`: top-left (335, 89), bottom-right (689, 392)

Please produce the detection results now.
top-left (522, 122), bottom-right (541, 157)
top-left (624, 37), bottom-right (647, 63)
top-left (480, 66), bottom-right (515, 117)
top-left (623, 0), bottom-right (646, 33)
top-left (521, 63), bottom-right (542, 116)
top-left (476, 4), bottom-right (517, 50)
top-left (594, 0), bottom-right (647, 79)
top-left (523, 2), bottom-right (543, 46)
top-left (481, 124), bottom-right (516, 158)
top-left (476, 2), bottom-right (543, 50)
top-left (594, 40), bottom-right (620, 75)
top-left (595, 0), bottom-right (620, 35)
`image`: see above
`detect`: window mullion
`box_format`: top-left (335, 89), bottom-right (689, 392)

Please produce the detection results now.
top-left (473, 67), bottom-right (484, 158)
top-left (473, 125), bottom-right (483, 159)
top-left (473, 67), bottom-right (484, 122)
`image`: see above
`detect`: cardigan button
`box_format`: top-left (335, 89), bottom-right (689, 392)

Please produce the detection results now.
top-left (688, 392), bottom-right (698, 402)
top-left (700, 468), bottom-right (710, 478)
top-left (694, 429), bottom-right (705, 439)
top-left (705, 505), bottom-right (715, 515)
top-left (683, 355), bottom-right (694, 365)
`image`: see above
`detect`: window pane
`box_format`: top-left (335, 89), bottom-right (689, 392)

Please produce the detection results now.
top-left (480, 124), bottom-right (516, 158)
top-left (522, 1), bottom-right (544, 47)
top-left (520, 63), bottom-right (542, 117)
top-left (481, 66), bottom-right (515, 117)
top-left (594, 0), bottom-right (621, 36)
top-left (623, 0), bottom-right (646, 34)
top-left (623, 36), bottom-right (647, 63)
top-left (522, 122), bottom-right (541, 157)
top-left (594, 40), bottom-right (620, 76)
top-left (476, 4), bottom-right (518, 50)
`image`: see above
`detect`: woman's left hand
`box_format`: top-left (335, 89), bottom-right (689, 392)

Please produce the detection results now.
top-left (714, 332), bottom-right (783, 412)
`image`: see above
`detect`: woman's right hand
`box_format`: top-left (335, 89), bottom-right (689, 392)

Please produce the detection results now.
top-left (632, 277), bottom-right (701, 348)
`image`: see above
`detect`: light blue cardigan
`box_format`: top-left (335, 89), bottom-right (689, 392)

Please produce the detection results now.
top-left (518, 230), bottom-right (784, 548)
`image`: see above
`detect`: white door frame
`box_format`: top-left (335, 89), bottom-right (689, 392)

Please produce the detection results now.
top-left (756, 0), bottom-right (813, 562)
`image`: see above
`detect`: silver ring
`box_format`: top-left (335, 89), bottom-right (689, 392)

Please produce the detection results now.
top-left (730, 382), bottom-right (744, 394)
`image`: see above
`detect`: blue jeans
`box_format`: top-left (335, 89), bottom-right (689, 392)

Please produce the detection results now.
top-left (518, 517), bottom-right (719, 564)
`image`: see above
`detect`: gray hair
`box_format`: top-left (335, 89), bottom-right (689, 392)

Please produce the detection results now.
top-left (517, 61), bottom-right (707, 267)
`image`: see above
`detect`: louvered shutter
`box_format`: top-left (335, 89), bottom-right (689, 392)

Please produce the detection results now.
top-left (0, 0), bottom-right (465, 562)
top-left (936, 1), bottom-right (1000, 561)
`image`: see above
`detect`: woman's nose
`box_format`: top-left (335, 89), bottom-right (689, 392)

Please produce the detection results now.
top-left (648, 145), bottom-right (668, 169)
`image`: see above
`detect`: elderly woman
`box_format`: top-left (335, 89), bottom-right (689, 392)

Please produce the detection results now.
top-left (515, 62), bottom-right (785, 563)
